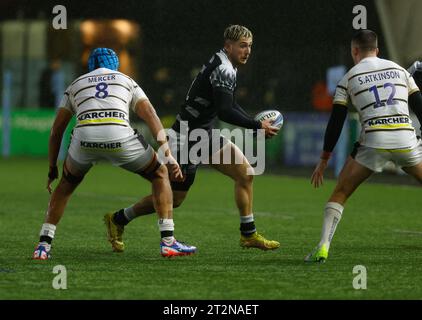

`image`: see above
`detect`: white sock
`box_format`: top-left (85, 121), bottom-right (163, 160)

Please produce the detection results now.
top-left (240, 214), bottom-right (254, 224)
top-left (158, 219), bottom-right (175, 245)
top-left (318, 202), bottom-right (343, 250)
top-left (240, 214), bottom-right (256, 236)
top-left (39, 223), bottom-right (56, 239)
top-left (123, 206), bottom-right (136, 221)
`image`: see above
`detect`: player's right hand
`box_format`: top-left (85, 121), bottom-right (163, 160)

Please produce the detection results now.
top-left (47, 165), bottom-right (58, 194)
top-left (165, 153), bottom-right (184, 182)
top-left (260, 119), bottom-right (279, 138)
top-left (311, 159), bottom-right (328, 188)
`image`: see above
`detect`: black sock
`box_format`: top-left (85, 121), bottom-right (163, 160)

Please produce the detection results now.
top-left (39, 235), bottom-right (53, 244)
top-left (113, 209), bottom-right (130, 226)
top-left (240, 222), bottom-right (256, 237)
top-left (160, 230), bottom-right (174, 239)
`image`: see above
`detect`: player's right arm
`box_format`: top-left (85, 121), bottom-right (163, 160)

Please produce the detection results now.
top-left (311, 77), bottom-right (349, 188)
top-left (47, 91), bottom-right (74, 193)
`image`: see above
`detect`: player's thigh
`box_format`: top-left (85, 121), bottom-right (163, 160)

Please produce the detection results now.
top-left (211, 141), bottom-right (253, 181)
top-left (124, 149), bottom-right (164, 182)
top-left (397, 141), bottom-right (422, 184)
top-left (330, 157), bottom-right (373, 201)
top-left (64, 139), bottom-right (94, 186)
top-left (116, 134), bottom-right (163, 180)
top-left (402, 162), bottom-right (422, 184)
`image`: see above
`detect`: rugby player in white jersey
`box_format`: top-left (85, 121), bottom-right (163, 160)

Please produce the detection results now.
top-left (33, 48), bottom-right (196, 259)
top-left (103, 25), bottom-right (281, 253)
top-left (305, 30), bottom-right (422, 263)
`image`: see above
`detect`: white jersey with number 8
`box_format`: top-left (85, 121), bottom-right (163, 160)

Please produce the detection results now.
top-left (334, 57), bottom-right (420, 149)
top-left (58, 67), bottom-right (148, 141)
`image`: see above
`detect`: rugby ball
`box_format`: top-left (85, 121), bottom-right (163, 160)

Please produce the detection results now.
top-left (254, 109), bottom-right (284, 129)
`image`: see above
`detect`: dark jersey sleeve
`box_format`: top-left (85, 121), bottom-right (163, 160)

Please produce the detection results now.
top-left (408, 61), bottom-right (422, 90)
top-left (233, 100), bottom-right (253, 118)
top-left (409, 91), bottom-right (422, 130)
top-left (213, 88), bottom-right (261, 129)
top-left (210, 63), bottom-right (260, 129)
top-left (322, 104), bottom-right (348, 154)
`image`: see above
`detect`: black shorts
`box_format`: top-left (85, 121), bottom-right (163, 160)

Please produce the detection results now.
top-left (168, 120), bottom-right (229, 191)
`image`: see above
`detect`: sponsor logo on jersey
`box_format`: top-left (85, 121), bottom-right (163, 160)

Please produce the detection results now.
top-left (78, 111), bottom-right (126, 122)
top-left (367, 116), bottom-right (409, 127)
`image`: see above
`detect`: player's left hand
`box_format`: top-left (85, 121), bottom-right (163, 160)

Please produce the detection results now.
top-left (311, 159), bottom-right (328, 188)
top-left (165, 153), bottom-right (184, 182)
top-left (261, 119), bottom-right (279, 138)
top-left (47, 165), bottom-right (58, 194)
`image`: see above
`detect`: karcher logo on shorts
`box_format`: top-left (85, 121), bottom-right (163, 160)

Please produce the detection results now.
top-left (80, 141), bottom-right (122, 149)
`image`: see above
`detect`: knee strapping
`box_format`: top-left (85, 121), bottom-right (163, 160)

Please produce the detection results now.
top-left (62, 164), bottom-right (85, 185)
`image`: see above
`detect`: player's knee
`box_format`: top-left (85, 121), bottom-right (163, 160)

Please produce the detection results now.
top-left (62, 167), bottom-right (84, 186)
top-left (331, 185), bottom-right (349, 202)
top-left (173, 198), bottom-right (184, 208)
top-left (245, 164), bottom-right (255, 178)
top-left (237, 170), bottom-right (254, 186)
top-left (154, 164), bottom-right (168, 180)
top-left (173, 193), bottom-right (187, 208)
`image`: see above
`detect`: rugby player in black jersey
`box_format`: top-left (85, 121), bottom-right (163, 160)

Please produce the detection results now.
top-left (104, 25), bottom-right (281, 252)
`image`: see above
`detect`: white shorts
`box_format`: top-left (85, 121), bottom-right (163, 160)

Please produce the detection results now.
top-left (351, 140), bottom-right (422, 172)
top-left (67, 132), bottom-right (155, 174)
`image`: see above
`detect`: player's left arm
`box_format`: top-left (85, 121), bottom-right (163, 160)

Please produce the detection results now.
top-left (213, 88), bottom-right (259, 128)
top-left (210, 66), bottom-right (278, 136)
top-left (134, 98), bottom-right (183, 181)
top-left (130, 82), bottom-right (171, 154)
top-left (232, 99), bottom-right (252, 118)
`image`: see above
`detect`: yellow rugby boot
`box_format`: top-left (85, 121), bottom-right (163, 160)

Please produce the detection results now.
top-left (104, 212), bottom-right (125, 252)
top-left (240, 232), bottom-right (280, 250)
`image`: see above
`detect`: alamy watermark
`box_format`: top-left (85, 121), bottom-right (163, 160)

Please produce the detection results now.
top-left (353, 5), bottom-right (367, 30)
top-left (52, 5), bottom-right (67, 30)
top-left (52, 265), bottom-right (67, 290)
top-left (156, 121), bottom-right (267, 175)
top-left (352, 265), bottom-right (367, 290)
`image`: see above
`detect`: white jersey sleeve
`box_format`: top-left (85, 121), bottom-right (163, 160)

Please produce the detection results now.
top-left (130, 79), bottom-right (149, 112)
top-left (58, 86), bottom-right (76, 114)
top-left (333, 75), bottom-right (349, 106)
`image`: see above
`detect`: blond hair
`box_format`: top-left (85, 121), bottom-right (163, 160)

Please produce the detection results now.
top-left (223, 25), bottom-right (253, 42)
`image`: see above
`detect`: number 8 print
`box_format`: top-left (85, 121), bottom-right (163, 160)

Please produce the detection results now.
top-left (95, 82), bottom-right (109, 99)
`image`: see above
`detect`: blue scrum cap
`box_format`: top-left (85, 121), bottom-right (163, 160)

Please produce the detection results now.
top-left (88, 48), bottom-right (119, 72)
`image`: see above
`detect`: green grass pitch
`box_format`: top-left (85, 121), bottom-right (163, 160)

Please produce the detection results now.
top-left (1, 158), bottom-right (422, 299)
